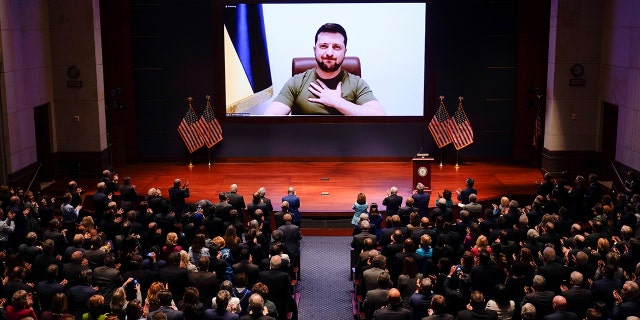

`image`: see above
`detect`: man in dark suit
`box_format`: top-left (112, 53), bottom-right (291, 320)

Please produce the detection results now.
top-left (362, 255), bottom-right (391, 294)
top-left (412, 183), bottom-right (431, 218)
top-left (214, 192), bottom-right (233, 223)
top-left (590, 263), bottom-right (623, 311)
top-left (36, 264), bottom-right (66, 312)
top-left (233, 248), bottom-right (260, 287)
top-left (101, 169), bottom-right (119, 195)
top-left (259, 255), bottom-right (291, 320)
top-left (226, 183), bottom-right (246, 219)
top-left (611, 281), bottom-right (640, 320)
top-left (352, 220), bottom-right (378, 254)
top-left (456, 178), bottom-right (477, 205)
top-left (92, 182), bottom-right (111, 226)
top-left (460, 194), bottom-right (482, 221)
top-left (521, 275), bottom-right (555, 320)
top-left (383, 186), bottom-right (403, 217)
top-left (189, 256), bottom-right (218, 309)
top-left (455, 291), bottom-right (498, 320)
top-left (371, 288), bottom-right (412, 320)
top-left (430, 198), bottom-right (452, 222)
top-left (277, 214), bottom-right (301, 268)
top-left (118, 176), bottom-right (138, 212)
top-left (147, 290), bottom-right (185, 320)
top-left (561, 271), bottom-right (592, 318)
top-left (67, 269), bottom-right (99, 319)
top-left (168, 179), bottom-right (190, 216)
top-left (397, 198), bottom-right (418, 228)
top-left (93, 253), bottom-right (123, 307)
top-left (543, 296), bottom-right (578, 320)
top-left (62, 250), bottom-right (89, 287)
top-left (282, 186), bottom-right (301, 226)
top-left (158, 252), bottom-right (189, 303)
top-left (122, 254), bottom-right (156, 302)
top-left (257, 187), bottom-right (274, 215)
top-left (362, 271), bottom-right (392, 320)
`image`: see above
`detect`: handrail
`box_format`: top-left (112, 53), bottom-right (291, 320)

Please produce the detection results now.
top-left (25, 162), bottom-right (43, 193)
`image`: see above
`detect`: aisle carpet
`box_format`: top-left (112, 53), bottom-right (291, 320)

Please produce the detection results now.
top-left (297, 236), bottom-right (353, 320)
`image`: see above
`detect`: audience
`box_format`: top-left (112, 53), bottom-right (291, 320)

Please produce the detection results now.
top-left (4, 168), bottom-right (640, 320)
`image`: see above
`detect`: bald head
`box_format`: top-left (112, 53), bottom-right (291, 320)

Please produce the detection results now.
top-left (387, 288), bottom-right (402, 306)
top-left (552, 296), bottom-right (566, 311)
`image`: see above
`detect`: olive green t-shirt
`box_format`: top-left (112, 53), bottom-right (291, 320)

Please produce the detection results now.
top-left (273, 69), bottom-right (377, 115)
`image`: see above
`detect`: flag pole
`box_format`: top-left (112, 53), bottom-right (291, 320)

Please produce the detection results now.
top-left (187, 97), bottom-right (194, 167)
top-left (206, 95), bottom-right (213, 166)
top-left (454, 96), bottom-right (463, 168)
top-left (439, 148), bottom-right (443, 167)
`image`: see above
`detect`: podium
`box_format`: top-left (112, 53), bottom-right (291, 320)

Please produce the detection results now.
top-left (412, 156), bottom-right (434, 191)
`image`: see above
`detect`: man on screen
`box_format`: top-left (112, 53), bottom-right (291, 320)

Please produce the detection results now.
top-left (264, 23), bottom-right (385, 115)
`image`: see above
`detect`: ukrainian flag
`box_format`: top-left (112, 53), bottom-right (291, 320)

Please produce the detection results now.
top-left (224, 4), bottom-right (273, 114)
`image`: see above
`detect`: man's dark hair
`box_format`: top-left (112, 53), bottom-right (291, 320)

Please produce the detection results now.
top-left (152, 312), bottom-right (167, 320)
top-left (157, 290), bottom-right (173, 306)
top-left (168, 252), bottom-right (181, 266)
top-left (315, 23), bottom-right (347, 46)
top-left (431, 295), bottom-right (446, 314)
top-left (198, 256), bottom-right (210, 271)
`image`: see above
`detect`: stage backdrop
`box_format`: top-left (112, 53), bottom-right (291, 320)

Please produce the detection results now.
top-left (119, 0), bottom-right (523, 162)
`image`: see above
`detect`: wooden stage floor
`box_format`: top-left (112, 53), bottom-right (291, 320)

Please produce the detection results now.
top-left (55, 161), bottom-right (543, 215)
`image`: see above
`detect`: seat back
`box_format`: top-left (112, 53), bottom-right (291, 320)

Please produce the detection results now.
top-left (291, 57), bottom-right (361, 76)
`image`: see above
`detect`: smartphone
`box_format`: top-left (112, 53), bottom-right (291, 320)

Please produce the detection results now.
top-left (134, 279), bottom-right (138, 285)
top-left (455, 265), bottom-right (463, 274)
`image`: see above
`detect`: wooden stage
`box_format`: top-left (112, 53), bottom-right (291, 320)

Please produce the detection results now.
top-left (49, 161), bottom-right (543, 217)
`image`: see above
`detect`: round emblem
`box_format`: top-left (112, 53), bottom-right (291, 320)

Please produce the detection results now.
top-left (418, 166), bottom-right (428, 177)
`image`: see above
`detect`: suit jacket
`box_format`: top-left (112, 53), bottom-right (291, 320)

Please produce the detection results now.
top-left (169, 187), bottom-right (190, 214)
top-left (282, 194), bottom-right (301, 221)
top-left (382, 194), bottom-right (403, 216)
top-left (362, 267), bottom-right (386, 293)
top-left (372, 306), bottom-right (412, 320)
top-left (611, 298), bottom-right (640, 320)
top-left (67, 284), bottom-right (99, 319)
top-left (352, 231), bottom-right (377, 253)
top-left (521, 291), bottom-right (555, 320)
top-left (36, 280), bottom-right (65, 311)
top-left (461, 202), bottom-right (482, 220)
top-left (538, 261), bottom-right (569, 294)
top-left (119, 184), bottom-right (138, 211)
top-left (148, 306), bottom-right (185, 320)
top-left (232, 261), bottom-right (260, 286)
top-left (158, 265), bottom-right (189, 302)
top-left (215, 201), bottom-right (233, 222)
top-left (259, 269), bottom-right (291, 319)
top-left (562, 286), bottom-right (592, 317)
top-left (543, 310), bottom-right (579, 320)
top-left (363, 288), bottom-right (389, 319)
top-left (92, 191), bottom-right (109, 216)
top-left (189, 270), bottom-right (219, 309)
top-left (278, 223), bottom-right (301, 258)
top-left (93, 265), bottom-right (123, 304)
top-left (226, 192), bottom-right (246, 213)
top-left (455, 309), bottom-right (498, 320)
top-left (412, 192), bottom-right (431, 217)
top-left (457, 187), bottom-right (477, 205)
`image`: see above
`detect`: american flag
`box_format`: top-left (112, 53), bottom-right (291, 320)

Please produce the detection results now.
top-left (446, 102), bottom-right (474, 150)
top-left (428, 102), bottom-right (452, 148)
top-left (533, 105), bottom-right (542, 147)
top-left (196, 101), bottom-right (223, 148)
top-left (177, 106), bottom-right (204, 153)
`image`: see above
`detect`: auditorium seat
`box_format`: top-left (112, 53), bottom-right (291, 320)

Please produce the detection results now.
top-left (292, 57), bottom-right (361, 76)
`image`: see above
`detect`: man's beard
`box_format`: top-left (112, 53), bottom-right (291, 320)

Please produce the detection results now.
top-left (316, 57), bottom-right (343, 72)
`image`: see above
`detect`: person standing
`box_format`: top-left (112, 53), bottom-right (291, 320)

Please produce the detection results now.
top-left (456, 178), bottom-right (477, 205)
top-left (383, 186), bottom-right (403, 217)
top-left (169, 179), bottom-right (190, 217)
top-left (352, 193), bottom-right (369, 226)
top-left (281, 187), bottom-right (301, 226)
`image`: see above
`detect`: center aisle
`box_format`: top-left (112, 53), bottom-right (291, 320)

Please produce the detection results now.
top-left (297, 236), bottom-right (353, 319)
